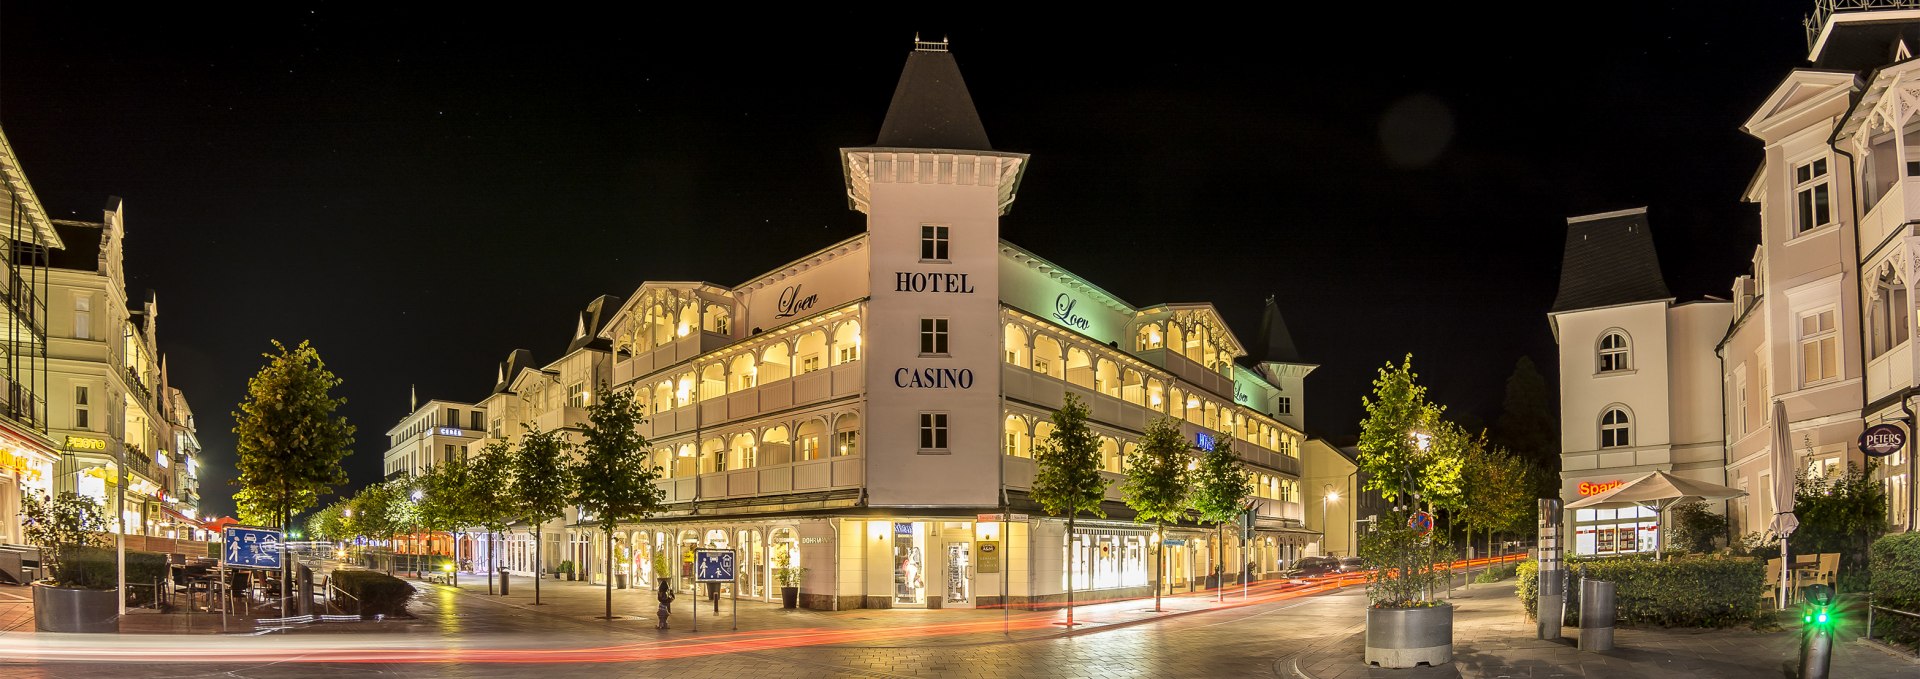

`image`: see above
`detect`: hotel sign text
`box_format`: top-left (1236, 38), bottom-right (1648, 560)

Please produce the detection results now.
top-left (894, 272), bottom-right (975, 294)
top-left (1052, 294), bottom-right (1091, 331)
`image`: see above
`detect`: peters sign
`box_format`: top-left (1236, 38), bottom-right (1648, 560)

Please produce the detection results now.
top-left (1861, 423), bottom-right (1907, 457)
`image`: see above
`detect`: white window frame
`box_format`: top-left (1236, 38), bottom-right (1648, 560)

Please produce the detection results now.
top-left (1599, 406), bottom-right (1631, 449)
top-left (920, 224), bottom-right (951, 262)
top-left (1797, 306), bottom-right (1840, 387)
top-left (1597, 330), bottom-right (1631, 373)
top-left (73, 294), bottom-right (92, 340)
top-left (919, 318), bottom-right (950, 356)
top-left (919, 412), bottom-right (949, 452)
top-left (74, 385), bottom-right (89, 431)
top-left (1794, 155), bottom-right (1833, 235)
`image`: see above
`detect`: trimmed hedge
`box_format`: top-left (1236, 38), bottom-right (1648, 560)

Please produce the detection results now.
top-left (330, 569), bottom-right (417, 618)
top-left (59, 547), bottom-right (169, 605)
top-left (1518, 556), bottom-right (1765, 628)
top-left (1870, 532), bottom-right (1920, 648)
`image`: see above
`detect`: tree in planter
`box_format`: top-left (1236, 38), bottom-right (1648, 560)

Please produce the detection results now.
top-left (511, 424), bottom-right (573, 605)
top-left (1355, 356), bottom-right (1460, 667)
top-left (231, 340), bottom-right (356, 605)
top-left (1789, 461), bottom-right (1889, 591)
top-left (1123, 416), bottom-right (1191, 613)
top-left (21, 492), bottom-right (112, 588)
top-left (569, 385), bottom-right (665, 620)
top-left (1030, 393), bottom-right (1109, 625)
top-left (1189, 434), bottom-right (1252, 601)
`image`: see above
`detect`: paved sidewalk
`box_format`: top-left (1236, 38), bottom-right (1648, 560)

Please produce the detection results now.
top-left (397, 566), bottom-right (1361, 645)
top-left (1284, 581), bottom-right (1920, 679)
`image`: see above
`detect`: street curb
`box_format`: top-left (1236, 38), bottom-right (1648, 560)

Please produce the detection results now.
top-left (1861, 637), bottom-right (1920, 664)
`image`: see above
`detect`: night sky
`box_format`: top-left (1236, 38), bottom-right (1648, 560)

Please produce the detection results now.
top-left (0, 5), bottom-right (1819, 518)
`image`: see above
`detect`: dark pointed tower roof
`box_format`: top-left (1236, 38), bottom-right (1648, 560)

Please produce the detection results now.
top-left (1551, 207), bottom-right (1671, 313)
top-left (874, 38), bottom-right (991, 151)
top-left (1256, 295), bottom-right (1305, 364)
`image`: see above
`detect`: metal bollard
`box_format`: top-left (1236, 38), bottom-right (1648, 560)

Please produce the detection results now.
top-left (1578, 579), bottom-right (1615, 651)
top-left (1536, 498), bottom-right (1564, 640)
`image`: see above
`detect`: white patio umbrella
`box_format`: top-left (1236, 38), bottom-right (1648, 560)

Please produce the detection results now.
top-left (1768, 399), bottom-right (1798, 610)
top-left (1567, 470), bottom-right (1746, 557)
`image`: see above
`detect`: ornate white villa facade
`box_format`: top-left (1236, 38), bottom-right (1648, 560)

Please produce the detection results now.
top-left (394, 40), bottom-right (1324, 610)
top-left (1552, 5), bottom-right (1920, 556)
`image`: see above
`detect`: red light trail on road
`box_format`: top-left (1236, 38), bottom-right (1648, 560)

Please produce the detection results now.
top-left (0, 554), bottom-right (1523, 665)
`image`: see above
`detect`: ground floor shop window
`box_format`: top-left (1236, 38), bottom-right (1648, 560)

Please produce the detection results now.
top-left (1066, 528), bottom-right (1148, 591)
top-left (1573, 506), bottom-right (1658, 556)
top-left (894, 521), bottom-right (925, 605)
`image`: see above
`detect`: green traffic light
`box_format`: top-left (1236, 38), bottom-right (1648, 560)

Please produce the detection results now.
top-left (1817, 612), bottom-right (1828, 624)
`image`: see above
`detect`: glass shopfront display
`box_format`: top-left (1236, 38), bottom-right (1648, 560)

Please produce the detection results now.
top-left (1067, 527), bottom-right (1149, 592)
top-left (944, 542), bottom-right (971, 605)
top-left (893, 521), bottom-right (925, 606)
top-left (1573, 506), bottom-right (1658, 556)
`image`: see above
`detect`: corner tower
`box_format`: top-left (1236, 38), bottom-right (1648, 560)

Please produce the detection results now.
top-left (844, 38), bottom-right (1028, 507)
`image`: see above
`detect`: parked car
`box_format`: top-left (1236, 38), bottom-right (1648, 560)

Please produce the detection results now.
top-left (1285, 556), bottom-right (1339, 578)
top-left (1337, 556), bottom-right (1368, 573)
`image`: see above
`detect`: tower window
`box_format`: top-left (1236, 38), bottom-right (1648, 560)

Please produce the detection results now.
top-left (920, 225), bottom-right (950, 262)
top-left (1598, 330), bottom-right (1631, 373)
top-left (1600, 407), bottom-right (1631, 449)
top-left (920, 318), bottom-right (950, 356)
top-left (1795, 158), bottom-right (1832, 234)
top-left (919, 412), bottom-right (949, 451)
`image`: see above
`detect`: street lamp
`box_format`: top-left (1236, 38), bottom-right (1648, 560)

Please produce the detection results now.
top-left (1323, 485), bottom-right (1340, 557)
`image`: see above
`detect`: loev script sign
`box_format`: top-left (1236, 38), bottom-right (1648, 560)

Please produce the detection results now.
top-left (1861, 423), bottom-right (1907, 457)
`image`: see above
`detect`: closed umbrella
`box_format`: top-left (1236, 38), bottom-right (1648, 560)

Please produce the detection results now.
top-left (1768, 399), bottom-right (1798, 610)
top-left (1567, 471), bottom-right (1745, 556)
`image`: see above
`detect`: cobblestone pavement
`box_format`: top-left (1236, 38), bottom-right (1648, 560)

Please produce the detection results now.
top-left (4, 571), bottom-right (1918, 678)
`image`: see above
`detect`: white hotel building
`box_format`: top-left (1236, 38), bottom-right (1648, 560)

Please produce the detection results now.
top-left (402, 41), bottom-right (1323, 610)
top-left (1553, 5), bottom-right (1920, 555)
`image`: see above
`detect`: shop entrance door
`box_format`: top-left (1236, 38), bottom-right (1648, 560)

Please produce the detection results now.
top-left (943, 542), bottom-right (973, 608)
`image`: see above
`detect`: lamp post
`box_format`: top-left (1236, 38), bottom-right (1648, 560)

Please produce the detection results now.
top-left (1323, 485), bottom-right (1340, 557)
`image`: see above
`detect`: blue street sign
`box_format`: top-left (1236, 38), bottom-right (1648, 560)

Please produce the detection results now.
top-left (1162, 538), bottom-right (1186, 546)
top-left (222, 525), bottom-right (284, 570)
top-left (694, 549), bottom-right (736, 583)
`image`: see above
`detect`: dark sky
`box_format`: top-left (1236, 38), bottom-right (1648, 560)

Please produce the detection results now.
top-left (0, 5), bottom-right (1817, 518)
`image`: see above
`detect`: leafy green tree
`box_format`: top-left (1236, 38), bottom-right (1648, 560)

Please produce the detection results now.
top-left (512, 424), bottom-right (573, 605)
top-left (1189, 435), bottom-right (1252, 599)
top-left (418, 454), bottom-right (475, 585)
top-left (570, 385), bottom-right (664, 620)
top-left (469, 440), bottom-right (518, 594)
top-left (1668, 500), bottom-right (1725, 554)
top-left (1790, 461), bottom-right (1889, 590)
top-left (1356, 355), bottom-right (1453, 608)
top-left (1492, 356), bottom-right (1559, 497)
top-left (231, 340), bottom-right (356, 529)
top-left (1030, 393), bottom-right (1109, 624)
top-left (307, 501), bottom-right (349, 544)
top-left (1124, 416), bottom-right (1191, 612)
top-left (1456, 435), bottom-right (1530, 583)
top-left (347, 482), bottom-right (397, 573)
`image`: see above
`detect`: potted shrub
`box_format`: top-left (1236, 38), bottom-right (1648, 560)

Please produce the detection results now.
top-left (558, 560), bottom-right (575, 581)
top-left (774, 566), bottom-right (808, 609)
top-left (22, 492), bottom-right (117, 633)
top-left (1354, 358), bottom-right (1464, 668)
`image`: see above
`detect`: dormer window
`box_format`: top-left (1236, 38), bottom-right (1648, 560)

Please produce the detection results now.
top-left (1795, 157), bottom-right (1832, 234)
top-left (1598, 330), bottom-right (1631, 373)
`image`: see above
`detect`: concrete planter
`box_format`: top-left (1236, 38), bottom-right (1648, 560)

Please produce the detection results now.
top-left (33, 583), bottom-right (119, 633)
top-left (1364, 604), bottom-right (1452, 668)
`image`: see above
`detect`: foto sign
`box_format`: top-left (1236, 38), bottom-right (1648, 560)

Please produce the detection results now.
top-left (1861, 423), bottom-right (1907, 457)
top-left (693, 549), bottom-right (736, 583)
top-left (222, 525), bottom-right (283, 570)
